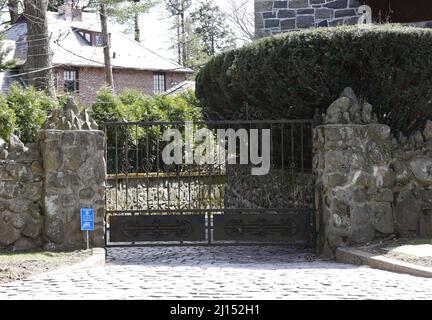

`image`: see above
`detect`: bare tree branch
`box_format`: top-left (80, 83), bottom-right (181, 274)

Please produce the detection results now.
top-left (227, 0), bottom-right (254, 42)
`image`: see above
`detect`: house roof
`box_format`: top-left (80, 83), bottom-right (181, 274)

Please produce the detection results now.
top-left (165, 80), bottom-right (196, 96)
top-left (2, 11), bottom-right (192, 73)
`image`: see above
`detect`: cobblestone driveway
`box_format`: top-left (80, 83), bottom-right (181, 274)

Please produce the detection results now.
top-left (0, 246), bottom-right (431, 300)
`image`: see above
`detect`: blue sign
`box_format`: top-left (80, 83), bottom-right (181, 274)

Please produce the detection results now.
top-left (80, 208), bottom-right (95, 231)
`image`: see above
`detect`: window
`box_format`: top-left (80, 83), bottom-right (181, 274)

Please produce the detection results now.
top-left (154, 72), bottom-right (166, 94)
top-left (64, 69), bottom-right (79, 92)
top-left (95, 34), bottom-right (103, 47)
top-left (76, 29), bottom-right (107, 47)
top-left (85, 33), bottom-right (91, 43)
top-left (78, 30), bottom-right (92, 44)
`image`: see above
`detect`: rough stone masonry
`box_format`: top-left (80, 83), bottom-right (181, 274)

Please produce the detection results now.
top-left (314, 88), bottom-right (432, 256)
top-left (0, 135), bottom-right (44, 250)
top-left (255, 0), bottom-right (362, 38)
top-left (0, 97), bottom-right (106, 251)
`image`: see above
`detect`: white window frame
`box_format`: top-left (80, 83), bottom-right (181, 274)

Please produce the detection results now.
top-left (153, 72), bottom-right (166, 94)
top-left (64, 69), bottom-right (79, 92)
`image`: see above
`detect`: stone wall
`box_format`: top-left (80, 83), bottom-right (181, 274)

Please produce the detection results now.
top-left (0, 136), bottom-right (44, 251)
top-left (0, 97), bottom-right (106, 251)
top-left (392, 123), bottom-right (432, 238)
top-left (106, 167), bottom-right (315, 213)
top-left (314, 88), bottom-right (432, 256)
top-left (255, 0), bottom-right (362, 38)
top-left (107, 174), bottom-right (225, 211)
top-left (225, 165), bottom-right (314, 209)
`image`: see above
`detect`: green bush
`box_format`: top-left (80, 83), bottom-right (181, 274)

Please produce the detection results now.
top-left (0, 97), bottom-right (16, 141)
top-left (6, 84), bottom-right (60, 143)
top-left (91, 88), bottom-right (203, 125)
top-left (196, 25), bottom-right (432, 134)
top-left (91, 88), bottom-right (203, 174)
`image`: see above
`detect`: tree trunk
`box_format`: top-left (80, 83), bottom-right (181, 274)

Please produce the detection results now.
top-left (8, 0), bottom-right (19, 24)
top-left (180, 11), bottom-right (186, 66)
top-left (134, 12), bottom-right (140, 42)
top-left (100, 3), bottom-right (114, 90)
top-left (23, 0), bottom-right (56, 97)
top-left (177, 15), bottom-right (182, 65)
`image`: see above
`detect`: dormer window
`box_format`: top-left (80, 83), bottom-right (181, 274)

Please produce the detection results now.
top-left (76, 28), bottom-right (109, 47)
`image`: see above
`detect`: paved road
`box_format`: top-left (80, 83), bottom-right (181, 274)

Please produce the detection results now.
top-left (0, 246), bottom-right (431, 299)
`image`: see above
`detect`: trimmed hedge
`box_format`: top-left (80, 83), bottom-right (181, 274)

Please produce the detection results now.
top-left (196, 25), bottom-right (432, 134)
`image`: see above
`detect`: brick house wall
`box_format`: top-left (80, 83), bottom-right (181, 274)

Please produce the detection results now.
top-left (55, 66), bottom-right (188, 105)
top-left (255, 0), bottom-right (362, 38)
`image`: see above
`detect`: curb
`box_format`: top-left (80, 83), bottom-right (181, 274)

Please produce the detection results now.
top-left (336, 247), bottom-right (432, 278)
top-left (41, 248), bottom-right (106, 276)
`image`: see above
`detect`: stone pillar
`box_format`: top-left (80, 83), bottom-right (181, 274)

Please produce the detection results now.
top-left (314, 88), bottom-right (395, 256)
top-left (39, 98), bottom-right (105, 250)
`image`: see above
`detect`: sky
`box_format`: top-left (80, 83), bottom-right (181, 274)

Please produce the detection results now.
top-left (137, 0), bottom-right (254, 62)
top-left (0, 0), bottom-right (254, 63)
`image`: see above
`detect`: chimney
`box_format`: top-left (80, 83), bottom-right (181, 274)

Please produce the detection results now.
top-left (58, 0), bottom-right (82, 22)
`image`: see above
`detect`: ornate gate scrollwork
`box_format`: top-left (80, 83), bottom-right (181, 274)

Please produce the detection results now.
top-left (214, 213), bottom-right (307, 243)
top-left (110, 215), bottom-right (205, 242)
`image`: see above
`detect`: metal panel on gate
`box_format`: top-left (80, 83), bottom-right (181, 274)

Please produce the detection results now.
top-left (104, 120), bottom-right (316, 247)
top-left (109, 214), bottom-right (206, 242)
top-left (213, 213), bottom-right (309, 243)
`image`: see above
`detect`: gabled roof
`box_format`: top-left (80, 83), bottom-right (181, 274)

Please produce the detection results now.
top-left (2, 11), bottom-right (192, 73)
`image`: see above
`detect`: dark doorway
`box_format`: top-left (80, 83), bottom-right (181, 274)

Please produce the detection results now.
top-left (364, 0), bottom-right (432, 23)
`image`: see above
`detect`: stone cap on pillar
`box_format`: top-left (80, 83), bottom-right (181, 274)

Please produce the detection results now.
top-left (323, 87), bottom-right (378, 125)
top-left (43, 96), bottom-right (99, 130)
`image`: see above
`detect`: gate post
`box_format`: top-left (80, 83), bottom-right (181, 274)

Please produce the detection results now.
top-left (39, 98), bottom-right (106, 250)
top-left (313, 88), bottom-right (395, 257)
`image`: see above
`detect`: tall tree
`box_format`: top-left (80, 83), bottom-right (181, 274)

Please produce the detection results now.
top-left (100, 3), bottom-right (114, 89)
top-left (182, 16), bottom-right (207, 71)
top-left (190, 1), bottom-right (236, 57)
top-left (23, 0), bottom-right (55, 96)
top-left (227, 0), bottom-right (254, 42)
top-left (47, 0), bottom-right (98, 12)
top-left (8, 0), bottom-right (20, 24)
top-left (102, 0), bottom-right (156, 42)
top-left (164, 0), bottom-right (191, 65)
top-left (46, 1), bottom-right (155, 43)
top-left (0, 0), bottom-right (21, 24)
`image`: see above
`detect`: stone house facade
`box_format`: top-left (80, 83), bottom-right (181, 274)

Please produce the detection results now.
top-left (255, 0), bottom-right (432, 38)
top-left (255, 0), bottom-right (363, 38)
top-left (1, 1), bottom-right (192, 104)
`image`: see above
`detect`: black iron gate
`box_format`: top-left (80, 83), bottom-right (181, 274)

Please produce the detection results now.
top-left (104, 120), bottom-right (315, 247)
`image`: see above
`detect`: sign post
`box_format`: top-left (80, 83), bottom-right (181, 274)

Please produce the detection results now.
top-left (80, 208), bottom-right (95, 250)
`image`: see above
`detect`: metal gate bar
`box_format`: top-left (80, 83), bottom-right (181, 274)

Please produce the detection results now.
top-left (103, 120), bottom-right (315, 247)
